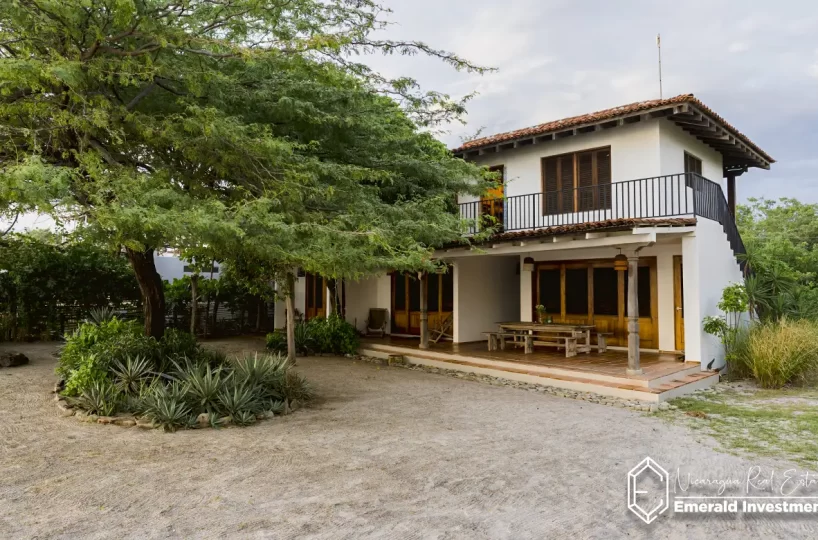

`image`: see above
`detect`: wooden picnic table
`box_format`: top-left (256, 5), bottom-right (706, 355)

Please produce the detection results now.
top-left (496, 321), bottom-right (596, 356)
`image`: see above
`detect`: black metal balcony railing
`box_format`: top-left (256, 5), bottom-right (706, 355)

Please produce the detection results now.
top-left (459, 173), bottom-right (746, 269)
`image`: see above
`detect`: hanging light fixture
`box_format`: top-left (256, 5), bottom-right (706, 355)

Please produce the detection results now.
top-left (614, 250), bottom-right (628, 272)
top-left (522, 256), bottom-right (535, 272)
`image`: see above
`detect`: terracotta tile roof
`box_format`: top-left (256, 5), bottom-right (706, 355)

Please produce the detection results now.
top-left (451, 94), bottom-right (773, 164)
top-left (441, 218), bottom-right (696, 249)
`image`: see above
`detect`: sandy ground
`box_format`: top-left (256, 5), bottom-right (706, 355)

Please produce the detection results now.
top-left (1, 337), bottom-right (817, 539)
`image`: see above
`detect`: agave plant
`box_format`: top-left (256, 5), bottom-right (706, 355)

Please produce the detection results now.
top-left (141, 383), bottom-right (192, 432)
top-left (233, 410), bottom-right (257, 426)
top-left (181, 363), bottom-right (228, 415)
top-left (234, 353), bottom-right (288, 386)
top-left (74, 380), bottom-right (121, 416)
top-left (217, 380), bottom-right (262, 418)
top-left (111, 355), bottom-right (154, 394)
top-left (87, 306), bottom-right (116, 325)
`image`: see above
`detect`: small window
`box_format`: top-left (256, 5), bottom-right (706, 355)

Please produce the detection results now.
top-left (537, 269), bottom-right (561, 314)
top-left (593, 267), bottom-right (619, 316)
top-left (565, 268), bottom-right (589, 315)
top-left (684, 152), bottom-right (702, 175)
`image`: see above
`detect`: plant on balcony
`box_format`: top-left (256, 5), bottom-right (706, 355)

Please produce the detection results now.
top-left (535, 305), bottom-right (548, 324)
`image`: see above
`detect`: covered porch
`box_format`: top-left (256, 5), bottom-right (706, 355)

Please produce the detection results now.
top-left (358, 336), bottom-right (717, 402)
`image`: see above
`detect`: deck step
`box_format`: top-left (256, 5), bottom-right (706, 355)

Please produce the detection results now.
top-left (359, 346), bottom-right (718, 403)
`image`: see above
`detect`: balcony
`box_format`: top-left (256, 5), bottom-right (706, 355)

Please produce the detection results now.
top-left (459, 173), bottom-right (746, 266)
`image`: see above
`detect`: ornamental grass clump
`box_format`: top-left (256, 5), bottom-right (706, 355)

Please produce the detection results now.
top-left (740, 319), bottom-right (818, 388)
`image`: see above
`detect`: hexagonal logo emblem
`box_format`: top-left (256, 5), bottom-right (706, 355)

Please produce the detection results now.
top-left (628, 457), bottom-right (670, 524)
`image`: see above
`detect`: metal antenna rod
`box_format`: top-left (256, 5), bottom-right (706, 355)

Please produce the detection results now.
top-left (657, 34), bottom-right (663, 99)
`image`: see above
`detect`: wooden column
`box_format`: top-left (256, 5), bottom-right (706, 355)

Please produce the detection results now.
top-left (726, 173), bottom-right (737, 217)
top-left (419, 273), bottom-right (430, 350)
top-left (626, 255), bottom-right (642, 375)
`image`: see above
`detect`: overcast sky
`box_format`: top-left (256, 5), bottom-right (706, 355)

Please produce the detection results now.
top-left (368, 0), bottom-right (818, 203)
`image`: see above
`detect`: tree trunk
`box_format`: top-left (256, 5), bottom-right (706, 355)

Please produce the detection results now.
top-left (285, 272), bottom-right (296, 363)
top-left (125, 247), bottom-right (166, 338)
top-left (256, 297), bottom-right (263, 332)
top-left (190, 273), bottom-right (199, 336)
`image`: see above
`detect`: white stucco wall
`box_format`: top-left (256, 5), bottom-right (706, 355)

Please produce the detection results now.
top-left (684, 218), bottom-right (744, 368)
top-left (154, 254), bottom-right (221, 283)
top-left (453, 256), bottom-right (520, 343)
top-left (344, 274), bottom-right (391, 333)
top-left (658, 121), bottom-right (724, 185)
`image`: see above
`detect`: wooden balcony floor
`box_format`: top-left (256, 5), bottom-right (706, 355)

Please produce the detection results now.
top-left (360, 336), bottom-right (692, 381)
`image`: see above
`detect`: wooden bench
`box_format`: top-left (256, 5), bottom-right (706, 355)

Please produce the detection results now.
top-left (485, 331), bottom-right (579, 357)
top-left (596, 332), bottom-right (614, 353)
top-left (483, 331), bottom-right (527, 352)
top-left (531, 336), bottom-right (578, 357)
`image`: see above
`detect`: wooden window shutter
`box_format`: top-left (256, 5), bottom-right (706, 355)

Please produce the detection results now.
top-left (577, 151), bottom-right (594, 211)
top-left (559, 155), bottom-right (574, 213)
top-left (597, 149), bottom-right (612, 209)
top-left (543, 156), bottom-right (559, 215)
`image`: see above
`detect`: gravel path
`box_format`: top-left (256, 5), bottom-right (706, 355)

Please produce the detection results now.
top-left (1, 338), bottom-right (816, 539)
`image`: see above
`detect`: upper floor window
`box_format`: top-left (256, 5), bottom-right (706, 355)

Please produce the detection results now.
top-left (541, 148), bottom-right (611, 215)
top-left (684, 152), bottom-right (702, 175)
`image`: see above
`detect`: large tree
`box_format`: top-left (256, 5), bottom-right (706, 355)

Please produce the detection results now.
top-left (0, 0), bottom-right (491, 338)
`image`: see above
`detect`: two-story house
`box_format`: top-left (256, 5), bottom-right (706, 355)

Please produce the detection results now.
top-left (281, 94), bottom-right (773, 402)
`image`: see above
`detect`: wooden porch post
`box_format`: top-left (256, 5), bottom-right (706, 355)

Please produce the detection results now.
top-left (627, 255), bottom-right (642, 375)
top-left (419, 272), bottom-right (430, 350)
top-left (726, 173), bottom-right (737, 217)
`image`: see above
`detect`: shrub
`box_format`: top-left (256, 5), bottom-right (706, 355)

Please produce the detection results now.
top-left (265, 331), bottom-right (287, 353)
top-left (307, 315), bottom-right (360, 355)
top-left (736, 319), bottom-right (818, 388)
top-left (141, 383), bottom-right (193, 432)
top-left (159, 328), bottom-right (200, 360)
top-left (59, 318), bottom-right (159, 395)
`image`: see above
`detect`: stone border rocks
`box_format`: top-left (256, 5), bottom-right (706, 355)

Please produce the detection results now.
top-left (352, 354), bottom-right (679, 413)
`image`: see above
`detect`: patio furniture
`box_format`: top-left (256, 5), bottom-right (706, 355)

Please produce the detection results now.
top-left (596, 332), bottom-right (614, 353)
top-left (482, 331), bottom-right (529, 352)
top-left (432, 313), bottom-right (454, 343)
top-left (365, 308), bottom-right (389, 337)
top-left (496, 322), bottom-right (595, 357)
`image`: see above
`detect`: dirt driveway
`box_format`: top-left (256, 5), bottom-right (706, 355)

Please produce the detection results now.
top-left (1, 338), bottom-right (816, 539)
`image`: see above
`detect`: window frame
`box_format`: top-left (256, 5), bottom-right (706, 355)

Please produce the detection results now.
top-left (540, 146), bottom-right (612, 215)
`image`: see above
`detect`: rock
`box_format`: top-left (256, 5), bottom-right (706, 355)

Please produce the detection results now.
top-left (218, 416), bottom-right (233, 426)
top-left (59, 408), bottom-right (75, 417)
top-left (85, 414), bottom-right (99, 423)
top-left (97, 416), bottom-right (115, 424)
top-left (196, 413), bottom-right (210, 428)
top-left (56, 400), bottom-right (72, 412)
top-left (136, 418), bottom-right (155, 429)
top-left (74, 410), bottom-right (87, 421)
top-left (53, 380), bottom-right (66, 394)
top-left (0, 352), bottom-right (29, 368)
top-left (658, 402), bottom-right (670, 411)
top-left (113, 418), bottom-right (136, 427)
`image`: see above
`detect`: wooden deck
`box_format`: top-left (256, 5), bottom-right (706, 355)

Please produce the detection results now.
top-left (360, 336), bottom-right (690, 382)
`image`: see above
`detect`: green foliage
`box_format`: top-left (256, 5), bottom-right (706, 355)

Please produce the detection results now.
top-left (142, 383), bottom-right (193, 433)
top-left (58, 318), bottom-right (158, 395)
top-left (731, 319), bottom-right (818, 388)
top-left (0, 0), bottom-right (494, 340)
top-left (265, 332), bottom-right (287, 353)
top-left (703, 283), bottom-right (748, 366)
top-left (267, 315), bottom-right (359, 356)
top-left (58, 315), bottom-right (311, 429)
top-left (73, 380), bottom-right (121, 417)
top-left (0, 234), bottom-right (140, 340)
top-left (738, 199), bottom-right (818, 320)
top-left (87, 307), bottom-right (117, 325)
top-left (306, 315), bottom-right (360, 355)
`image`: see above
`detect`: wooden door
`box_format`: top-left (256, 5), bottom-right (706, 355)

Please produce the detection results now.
top-left (673, 256), bottom-right (685, 351)
top-left (391, 271), bottom-right (454, 337)
top-left (305, 273), bottom-right (326, 321)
